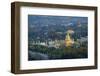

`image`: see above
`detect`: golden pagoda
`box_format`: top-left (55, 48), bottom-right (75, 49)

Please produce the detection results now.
top-left (65, 32), bottom-right (74, 47)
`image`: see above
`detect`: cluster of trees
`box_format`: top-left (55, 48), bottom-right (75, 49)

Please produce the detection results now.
top-left (28, 45), bottom-right (88, 60)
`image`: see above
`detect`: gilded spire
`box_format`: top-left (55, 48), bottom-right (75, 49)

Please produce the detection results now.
top-left (65, 31), bottom-right (74, 47)
top-left (66, 32), bottom-right (71, 41)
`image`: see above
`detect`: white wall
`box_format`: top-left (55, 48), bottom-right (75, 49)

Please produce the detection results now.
top-left (0, 0), bottom-right (100, 76)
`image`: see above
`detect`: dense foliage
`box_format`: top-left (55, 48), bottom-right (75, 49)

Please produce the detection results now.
top-left (28, 45), bottom-right (88, 60)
